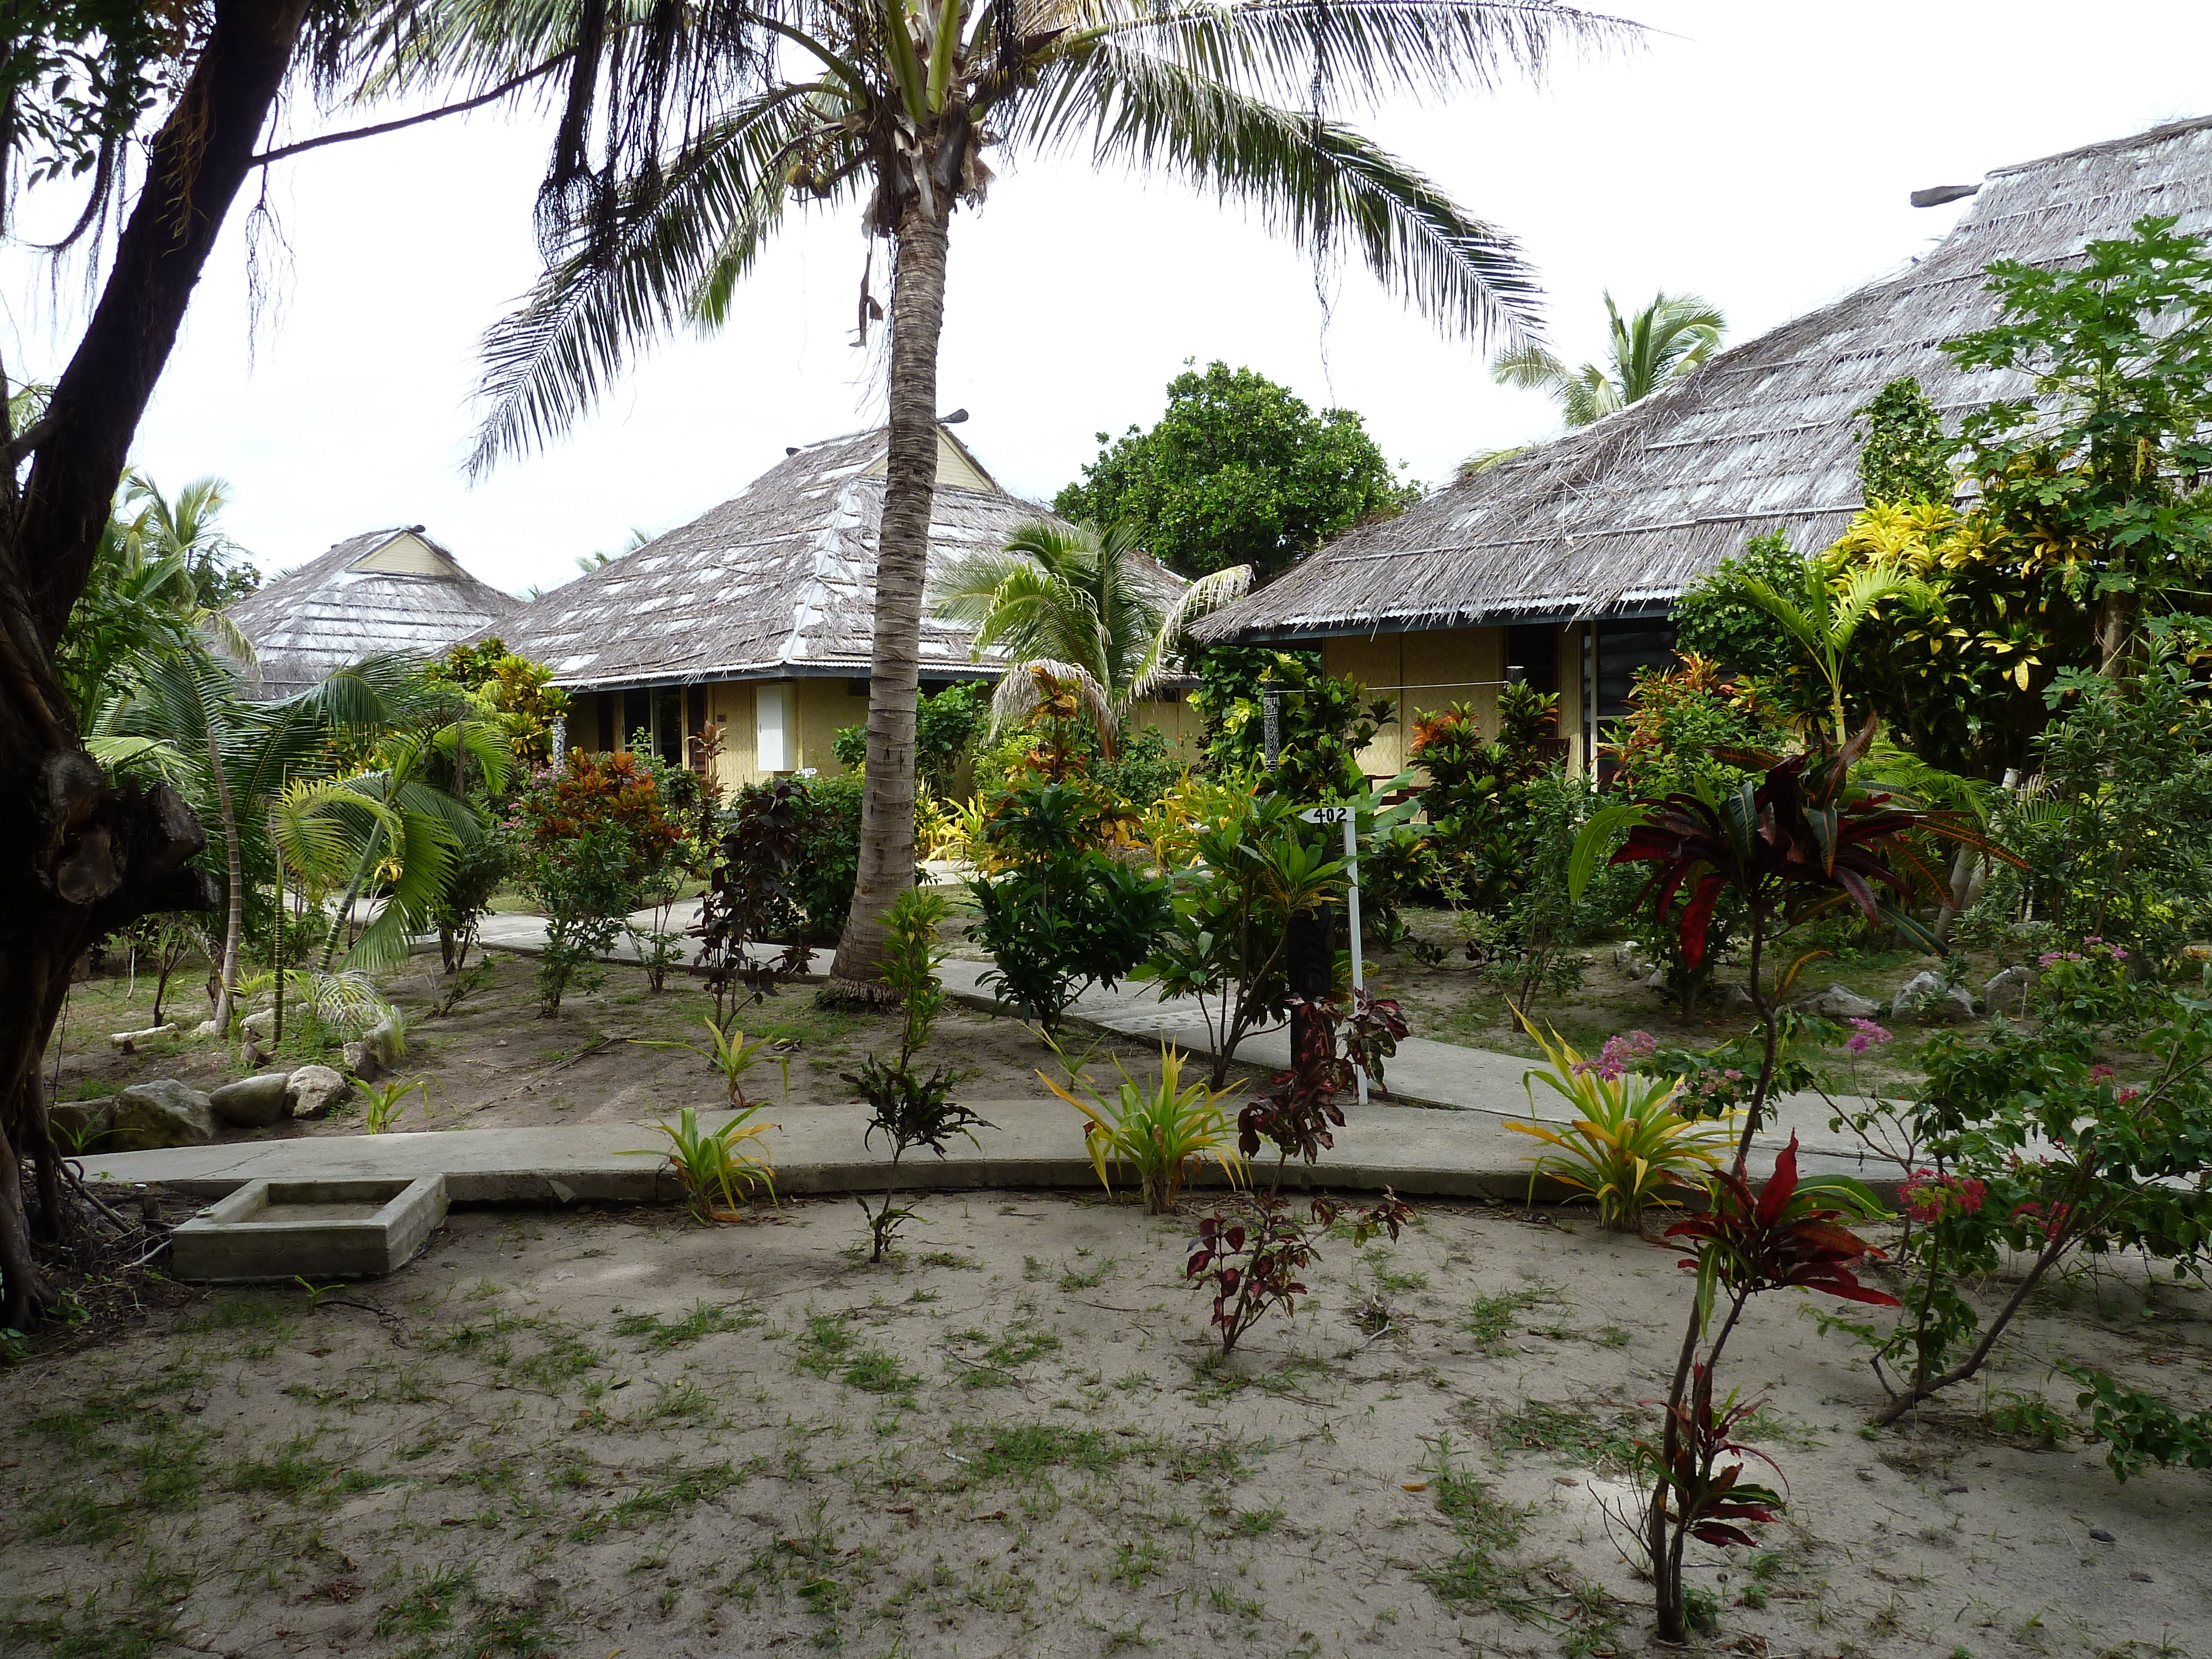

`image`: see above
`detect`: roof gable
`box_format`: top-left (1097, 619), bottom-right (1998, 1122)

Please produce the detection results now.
top-left (348, 529), bottom-right (464, 578)
top-left (224, 526), bottom-right (520, 698)
top-left (494, 424), bottom-right (1185, 688)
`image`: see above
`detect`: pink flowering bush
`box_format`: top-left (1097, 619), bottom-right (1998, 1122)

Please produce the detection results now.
top-left (1898, 1169), bottom-right (1986, 1223)
top-left (1845, 1018), bottom-right (1892, 1056)
top-left (1571, 1029), bottom-right (1658, 1082)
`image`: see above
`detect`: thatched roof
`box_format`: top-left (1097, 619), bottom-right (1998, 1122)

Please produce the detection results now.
top-left (495, 424), bottom-right (1186, 689)
top-left (1197, 114), bottom-right (2212, 645)
top-left (226, 527), bottom-right (520, 700)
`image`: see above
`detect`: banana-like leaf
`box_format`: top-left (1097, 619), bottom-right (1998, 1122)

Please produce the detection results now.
top-left (1567, 802), bottom-right (1646, 900)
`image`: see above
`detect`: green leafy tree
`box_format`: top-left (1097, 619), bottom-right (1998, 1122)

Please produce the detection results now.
top-left (1672, 530), bottom-right (1811, 685)
top-left (1197, 652), bottom-right (1391, 802)
top-left (1055, 363), bottom-right (1416, 582)
top-left (0, 0), bottom-right (360, 1332)
top-left (1491, 290), bottom-right (1724, 427)
top-left (1944, 215), bottom-right (2212, 679)
top-left (384, 1), bottom-right (1615, 994)
top-left (968, 778), bottom-right (1171, 1030)
top-left (421, 638), bottom-right (574, 768)
top-left (1853, 377), bottom-right (1953, 506)
top-left (507, 749), bottom-right (685, 1014)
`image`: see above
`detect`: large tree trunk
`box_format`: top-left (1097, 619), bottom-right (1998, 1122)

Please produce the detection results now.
top-left (0, 0), bottom-right (307, 1329)
top-left (831, 195), bottom-right (950, 987)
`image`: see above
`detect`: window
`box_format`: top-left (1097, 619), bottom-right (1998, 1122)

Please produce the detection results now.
top-left (654, 687), bottom-right (684, 768)
top-left (756, 682), bottom-right (795, 771)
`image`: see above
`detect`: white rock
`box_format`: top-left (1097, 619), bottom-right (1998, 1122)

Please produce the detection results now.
top-left (1795, 983), bottom-right (1881, 1020)
top-left (286, 1065), bottom-right (354, 1119)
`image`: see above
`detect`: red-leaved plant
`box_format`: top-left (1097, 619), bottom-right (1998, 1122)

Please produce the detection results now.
top-left (1569, 725), bottom-right (1999, 1642)
top-left (1187, 992), bottom-right (1412, 1355)
top-left (1645, 1366), bottom-right (1787, 1566)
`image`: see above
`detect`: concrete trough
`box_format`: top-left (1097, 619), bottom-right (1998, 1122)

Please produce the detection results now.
top-left (170, 1175), bottom-right (447, 1282)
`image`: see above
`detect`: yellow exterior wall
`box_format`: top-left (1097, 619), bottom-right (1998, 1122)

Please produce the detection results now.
top-left (1126, 693), bottom-right (1205, 764)
top-left (704, 681), bottom-right (758, 796)
top-left (1322, 627), bottom-right (1506, 778)
top-left (1321, 623), bottom-right (1589, 779)
top-left (572, 675), bottom-right (1211, 799)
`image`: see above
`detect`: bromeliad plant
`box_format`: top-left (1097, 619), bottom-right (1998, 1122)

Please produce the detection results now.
top-left (849, 888), bottom-right (992, 1262)
top-left (632, 1104), bottom-right (778, 1223)
top-left (1508, 1019), bottom-right (1736, 1232)
top-left (1041, 1041), bottom-right (1244, 1215)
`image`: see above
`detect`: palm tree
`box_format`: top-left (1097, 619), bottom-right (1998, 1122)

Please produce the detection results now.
top-left (1491, 289), bottom-right (1723, 426)
top-left (1742, 557), bottom-right (1934, 752)
top-left (930, 518), bottom-right (1249, 750)
top-left (381, 0), bottom-right (1627, 983)
top-left (121, 471), bottom-right (262, 607)
top-left (101, 654), bottom-right (499, 1035)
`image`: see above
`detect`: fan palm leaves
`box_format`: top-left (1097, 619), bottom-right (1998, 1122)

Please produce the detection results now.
top-left (1493, 289), bottom-right (1724, 426)
top-left (930, 517), bottom-right (1251, 750)
top-left (373, 0), bottom-right (1627, 982)
top-left (1742, 557), bottom-right (1937, 750)
top-left (105, 650), bottom-right (505, 1026)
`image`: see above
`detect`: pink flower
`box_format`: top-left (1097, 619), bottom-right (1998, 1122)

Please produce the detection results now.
top-left (1901, 1169), bottom-right (1986, 1223)
top-left (1845, 1018), bottom-right (1893, 1055)
top-left (1573, 1029), bottom-right (1658, 1083)
top-left (2110, 946), bottom-right (2129, 962)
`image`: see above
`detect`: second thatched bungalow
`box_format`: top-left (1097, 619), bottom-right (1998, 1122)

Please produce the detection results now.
top-left (494, 422), bottom-right (1199, 795)
top-left (1194, 116), bottom-right (2212, 775)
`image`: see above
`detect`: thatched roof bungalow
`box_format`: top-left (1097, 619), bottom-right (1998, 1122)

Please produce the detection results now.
top-left (226, 526), bottom-right (520, 700)
top-left (1194, 116), bottom-right (2212, 775)
top-left (494, 422), bottom-right (1196, 792)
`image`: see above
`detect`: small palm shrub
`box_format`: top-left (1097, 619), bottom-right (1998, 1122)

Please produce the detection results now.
top-left (630, 1104), bottom-right (776, 1223)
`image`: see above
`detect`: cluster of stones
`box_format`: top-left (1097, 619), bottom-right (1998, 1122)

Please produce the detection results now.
top-left (1610, 940), bottom-right (2043, 1025)
top-left (53, 1067), bottom-right (357, 1152)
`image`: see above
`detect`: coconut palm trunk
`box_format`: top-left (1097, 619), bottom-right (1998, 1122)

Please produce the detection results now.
top-left (835, 201), bottom-right (951, 986)
top-left (207, 722), bottom-right (244, 1035)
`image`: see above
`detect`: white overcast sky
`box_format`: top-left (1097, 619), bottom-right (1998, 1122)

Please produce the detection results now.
top-left (7, 0), bottom-right (2212, 597)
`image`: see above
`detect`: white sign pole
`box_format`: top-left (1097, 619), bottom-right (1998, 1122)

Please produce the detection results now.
top-left (1344, 810), bottom-right (1367, 1106)
top-left (1300, 805), bottom-right (1368, 1106)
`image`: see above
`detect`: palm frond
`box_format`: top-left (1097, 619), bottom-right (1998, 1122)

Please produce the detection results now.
top-left (1490, 340), bottom-right (1564, 391)
top-left (1033, 0), bottom-right (1632, 117)
top-left (990, 658), bottom-right (1120, 750)
top-left (1023, 46), bottom-right (1542, 343)
top-left (469, 88), bottom-right (835, 473)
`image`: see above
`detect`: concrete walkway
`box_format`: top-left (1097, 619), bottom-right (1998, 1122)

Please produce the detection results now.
top-left (74, 902), bottom-right (1897, 1204)
top-left (466, 904), bottom-right (1879, 1164)
top-left (73, 1093), bottom-right (1882, 1207)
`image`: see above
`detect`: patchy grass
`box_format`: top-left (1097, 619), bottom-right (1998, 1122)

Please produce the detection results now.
top-left (611, 1299), bottom-right (763, 1350)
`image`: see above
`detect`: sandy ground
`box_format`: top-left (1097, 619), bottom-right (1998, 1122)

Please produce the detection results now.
top-left (4, 1192), bottom-right (2206, 1658)
top-left (47, 955), bottom-right (1255, 1142)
